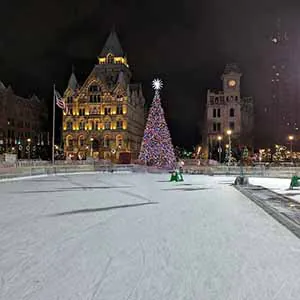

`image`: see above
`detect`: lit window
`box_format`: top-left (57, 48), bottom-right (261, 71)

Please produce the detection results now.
top-left (116, 120), bottom-right (123, 129)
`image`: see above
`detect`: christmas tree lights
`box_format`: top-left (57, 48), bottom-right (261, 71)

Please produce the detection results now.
top-left (138, 79), bottom-right (176, 168)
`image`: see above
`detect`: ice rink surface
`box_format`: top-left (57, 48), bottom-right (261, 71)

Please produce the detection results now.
top-left (1, 173), bottom-right (300, 300)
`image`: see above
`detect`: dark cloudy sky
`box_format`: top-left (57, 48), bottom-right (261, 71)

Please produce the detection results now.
top-left (1, 0), bottom-right (300, 148)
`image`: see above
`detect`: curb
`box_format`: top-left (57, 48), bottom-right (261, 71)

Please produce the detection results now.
top-left (235, 184), bottom-right (300, 239)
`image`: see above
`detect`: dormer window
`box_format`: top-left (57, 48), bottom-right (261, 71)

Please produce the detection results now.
top-left (107, 54), bottom-right (114, 64)
top-left (89, 85), bottom-right (99, 93)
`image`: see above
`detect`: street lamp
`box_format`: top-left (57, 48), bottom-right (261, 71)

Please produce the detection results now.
top-left (226, 130), bottom-right (232, 166)
top-left (90, 137), bottom-right (94, 157)
top-left (27, 138), bottom-right (31, 160)
top-left (288, 135), bottom-right (294, 161)
top-left (217, 136), bottom-right (222, 163)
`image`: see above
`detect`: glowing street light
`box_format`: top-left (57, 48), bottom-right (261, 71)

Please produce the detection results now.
top-left (90, 137), bottom-right (94, 157)
top-left (217, 136), bottom-right (222, 163)
top-left (226, 130), bottom-right (232, 166)
top-left (288, 135), bottom-right (294, 161)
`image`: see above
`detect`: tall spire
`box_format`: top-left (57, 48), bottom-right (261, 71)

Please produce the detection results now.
top-left (67, 68), bottom-right (78, 91)
top-left (100, 28), bottom-right (124, 57)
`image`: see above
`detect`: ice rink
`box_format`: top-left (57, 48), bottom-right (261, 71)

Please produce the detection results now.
top-left (1, 172), bottom-right (300, 300)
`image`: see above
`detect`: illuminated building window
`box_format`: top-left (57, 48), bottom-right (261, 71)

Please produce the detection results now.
top-left (117, 104), bottom-right (123, 114)
top-left (230, 108), bottom-right (235, 117)
top-left (78, 136), bottom-right (84, 147)
top-left (116, 120), bottom-right (123, 129)
top-left (79, 121), bottom-right (85, 130)
top-left (89, 95), bottom-right (101, 103)
top-left (105, 107), bottom-right (111, 115)
top-left (89, 85), bottom-right (100, 93)
top-left (66, 121), bottom-right (72, 130)
top-left (116, 135), bottom-right (123, 147)
top-left (66, 135), bottom-right (73, 147)
top-left (107, 54), bottom-right (114, 64)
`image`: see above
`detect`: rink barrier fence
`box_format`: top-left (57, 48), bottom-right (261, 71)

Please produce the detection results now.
top-left (1, 161), bottom-right (300, 180)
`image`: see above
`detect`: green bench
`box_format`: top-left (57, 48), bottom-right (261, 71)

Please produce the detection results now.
top-left (290, 176), bottom-right (300, 189)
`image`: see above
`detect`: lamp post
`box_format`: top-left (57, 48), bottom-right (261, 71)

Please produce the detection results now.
top-left (288, 135), bottom-right (294, 162)
top-left (90, 137), bottom-right (94, 158)
top-left (226, 130), bottom-right (232, 167)
top-left (27, 138), bottom-right (31, 160)
top-left (217, 136), bottom-right (222, 163)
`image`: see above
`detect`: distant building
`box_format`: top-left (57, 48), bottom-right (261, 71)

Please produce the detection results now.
top-left (203, 64), bottom-right (254, 159)
top-left (62, 30), bottom-right (145, 162)
top-left (256, 18), bottom-right (300, 147)
top-left (0, 82), bottom-right (48, 158)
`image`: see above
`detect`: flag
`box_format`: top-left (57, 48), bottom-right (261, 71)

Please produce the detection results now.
top-left (55, 89), bottom-right (66, 111)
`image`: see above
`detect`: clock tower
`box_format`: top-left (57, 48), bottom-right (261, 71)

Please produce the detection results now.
top-left (204, 63), bottom-right (253, 160)
top-left (221, 63), bottom-right (242, 96)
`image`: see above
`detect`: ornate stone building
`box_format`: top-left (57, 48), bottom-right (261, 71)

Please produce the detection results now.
top-left (0, 82), bottom-right (48, 157)
top-left (62, 30), bottom-right (145, 162)
top-left (203, 64), bottom-right (253, 159)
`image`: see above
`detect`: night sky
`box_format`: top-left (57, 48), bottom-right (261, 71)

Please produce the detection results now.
top-left (1, 0), bottom-right (300, 148)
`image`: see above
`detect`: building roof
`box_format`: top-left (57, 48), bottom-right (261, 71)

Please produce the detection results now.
top-left (224, 63), bottom-right (241, 74)
top-left (0, 81), bottom-right (6, 89)
top-left (67, 72), bottom-right (78, 91)
top-left (100, 30), bottom-right (124, 57)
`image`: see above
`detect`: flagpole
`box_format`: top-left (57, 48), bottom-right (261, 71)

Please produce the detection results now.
top-left (52, 84), bottom-right (55, 165)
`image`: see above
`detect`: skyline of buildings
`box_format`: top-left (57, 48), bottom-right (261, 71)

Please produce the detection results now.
top-left (1, 17), bottom-right (300, 160)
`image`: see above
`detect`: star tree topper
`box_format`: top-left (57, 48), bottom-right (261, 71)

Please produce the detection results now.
top-left (152, 78), bottom-right (163, 91)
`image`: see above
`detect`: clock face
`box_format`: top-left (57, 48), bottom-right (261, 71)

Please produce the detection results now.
top-left (228, 80), bottom-right (237, 87)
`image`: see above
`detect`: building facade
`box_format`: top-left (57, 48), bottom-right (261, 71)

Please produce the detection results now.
top-left (62, 30), bottom-right (145, 162)
top-left (204, 64), bottom-right (253, 159)
top-left (255, 18), bottom-right (300, 147)
top-left (0, 82), bottom-right (48, 158)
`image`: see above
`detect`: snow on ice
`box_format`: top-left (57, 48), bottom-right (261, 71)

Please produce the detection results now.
top-left (1, 173), bottom-right (300, 299)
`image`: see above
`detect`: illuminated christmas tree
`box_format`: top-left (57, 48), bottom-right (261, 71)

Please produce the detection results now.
top-left (139, 79), bottom-right (176, 168)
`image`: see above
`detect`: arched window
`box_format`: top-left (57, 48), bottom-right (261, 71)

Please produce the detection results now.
top-left (116, 120), bottom-right (123, 129)
top-left (78, 135), bottom-right (84, 147)
top-left (66, 135), bottom-right (73, 147)
top-left (79, 121), bottom-right (85, 130)
top-left (66, 121), bottom-right (73, 130)
top-left (230, 108), bottom-right (235, 117)
top-left (89, 85), bottom-right (99, 93)
top-left (107, 54), bottom-right (114, 64)
top-left (104, 121), bottom-right (111, 130)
